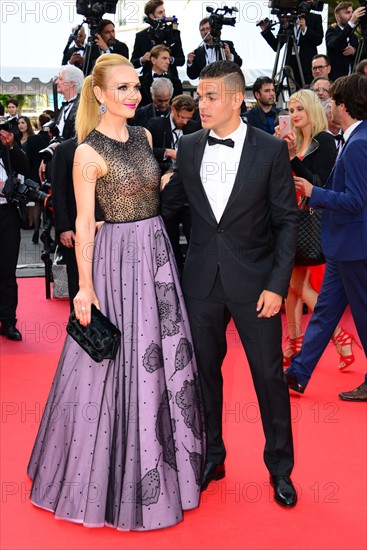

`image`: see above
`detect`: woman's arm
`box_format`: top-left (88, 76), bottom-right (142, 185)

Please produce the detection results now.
top-left (291, 132), bottom-right (337, 187)
top-left (72, 143), bottom-right (106, 325)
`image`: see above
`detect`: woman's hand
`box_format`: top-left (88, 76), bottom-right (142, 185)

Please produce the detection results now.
top-left (282, 130), bottom-right (297, 160)
top-left (294, 176), bottom-right (313, 197)
top-left (73, 288), bottom-right (100, 326)
top-left (160, 171), bottom-right (173, 191)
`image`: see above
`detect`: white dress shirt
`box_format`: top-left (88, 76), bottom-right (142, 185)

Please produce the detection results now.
top-left (200, 120), bottom-right (247, 222)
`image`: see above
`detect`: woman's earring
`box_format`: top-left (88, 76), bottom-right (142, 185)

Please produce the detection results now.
top-left (100, 103), bottom-right (106, 114)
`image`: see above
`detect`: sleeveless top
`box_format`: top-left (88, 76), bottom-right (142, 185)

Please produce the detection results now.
top-left (83, 126), bottom-right (161, 223)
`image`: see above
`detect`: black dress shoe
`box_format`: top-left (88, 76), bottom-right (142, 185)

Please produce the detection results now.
top-left (32, 230), bottom-right (39, 244)
top-left (201, 462), bottom-right (225, 492)
top-left (339, 382), bottom-right (367, 402)
top-left (284, 369), bottom-right (305, 394)
top-left (270, 475), bottom-right (297, 508)
top-left (0, 324), bottom-right (22, 341)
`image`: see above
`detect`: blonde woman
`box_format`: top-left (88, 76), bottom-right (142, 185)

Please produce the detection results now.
top-left (28, 54), bottom-right (205, 531)
top-left (276, 89), bottom-right (357, 371)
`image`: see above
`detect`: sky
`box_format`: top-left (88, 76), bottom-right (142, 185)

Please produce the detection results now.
top-left (0, 0), bottom-right (328, 86)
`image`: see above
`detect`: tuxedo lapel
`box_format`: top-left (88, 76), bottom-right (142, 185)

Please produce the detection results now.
top-left (193, 130), bottom-right (217, 224)
top-left (220, 124), bottom-right (256, 219)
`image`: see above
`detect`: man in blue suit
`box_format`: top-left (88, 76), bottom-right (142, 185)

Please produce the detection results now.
top-left (285, 74), bottom-right (367, 400)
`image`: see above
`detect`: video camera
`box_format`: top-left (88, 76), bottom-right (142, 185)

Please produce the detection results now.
top-left (257, 0), bottom-right (323, 36)
top-left (76, 0), bottom-right (118, 21)
top-left (206, 6), bottom-right (238, 38)
top-left (144, 14), bottom-right (179, 45)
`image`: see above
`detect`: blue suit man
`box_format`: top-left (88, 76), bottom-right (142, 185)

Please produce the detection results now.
top-left (285, 74), bottom-right (367, 401)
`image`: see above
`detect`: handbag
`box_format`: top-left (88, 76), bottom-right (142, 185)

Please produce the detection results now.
top-left (66, 304), bottom-right (121, 363)
top-left (295, 196), bottom-right (325, 266)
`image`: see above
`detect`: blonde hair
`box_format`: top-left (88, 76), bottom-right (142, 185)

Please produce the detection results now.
top-left (76, 53), bottom-right (132, 143)
top-left (287, 89), bottom-right (328, 150)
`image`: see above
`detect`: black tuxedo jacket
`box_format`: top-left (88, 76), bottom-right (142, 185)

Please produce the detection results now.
top-left (261, 13), bottom-right (323, 84)
top-left (131, 27), bottom-right (184, 78)
top-left (51, 139), bottom-right (78, 234)
top-left (326, 24), bottom-right (359, 80)
top-left (26, 131), bottom-right (50, 183)
top-left (130, 103), bottom-right (170, 128)
top-left (186, 41), bottom-right (243, 80)
top-left (139, 73), bottom-right (183, 107)
top-left (62, 45), bottom-right (85, 70)
top-left (147, 116), bottom-right (200, 172)
top-left (56, 96), bottom-right (79, 140)
top-left (161, 125), bottom-right (298, 302)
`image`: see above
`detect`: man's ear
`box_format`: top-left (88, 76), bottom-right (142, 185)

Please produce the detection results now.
top-left (233, 91), bottom-right (244, 110)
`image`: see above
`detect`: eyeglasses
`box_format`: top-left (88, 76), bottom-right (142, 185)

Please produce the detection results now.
top-left (312, 64), bottom-right (330, 71)
top-left (313, 87), bottom-right (330, 93)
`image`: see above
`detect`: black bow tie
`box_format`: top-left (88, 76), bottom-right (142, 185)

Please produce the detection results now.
top-left (61, 99), bottom-right (74, 107)
top-left (153, 72), bottom-right (167, 79)
top-left (208, 136), bottom-right (235, 148)
top-left (334, 133), bottom-right (345, 144)
top-left (156, 109), bottom-right (169, 117)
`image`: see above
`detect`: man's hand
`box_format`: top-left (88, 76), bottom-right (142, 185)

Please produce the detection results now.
top-left (60, 230), bottom-right (75, 248)
top-left (69, 52), bottom-right (84, 65)
top-left (257, 19), bottom-right (269, 31)
top-left (165, 148), bottom-right (177, 160)
top-left (223, 43), bottom-right (233, 61)
top-left (351, 6), bottom-right (366, 25)
top-left (94, 33), bottom-right (108, 51)
top-left (294, 176), bottom-right (313, 197)
top-left (0, 130), bottom-right (14, 148)
top-left (39, 160), bottom-right (47, 182)
top-left (187, 52), bottom-right (195, 64)
top-left (257, 290), bottom-right (283, 318)
top-left (343, 44), bottom-right (356, 57)
top-left (141, 52), bottom-right (151, 64)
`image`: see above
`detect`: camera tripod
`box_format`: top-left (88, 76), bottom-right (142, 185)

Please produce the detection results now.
top-left (353, 29), bottom-right (367, 72)
top-left (272, 26), bottom-right (305, 102)
top-left (201, 32), bottom-right (227, 62)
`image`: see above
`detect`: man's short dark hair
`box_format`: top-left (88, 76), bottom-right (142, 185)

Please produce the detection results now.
top-left (171, 95), bottom-right (196, 112)
top-left (312, 54), bottom-right (331, 65)
top-left (200, 61), bottom-right (246, 95)
top-left (150, 44), bottom-right (171, 58)
top-left (356, 59), bottom-right (367, 76)
top-left (199, 17), bottom-right (210, 28)
top-left (335, 1), bottom-right (352, 15)
top-left (253, 77), bottom-right (274, 96)
top-left (97, 19), bottom-right (114, 33)
top-left (330, 74), bottom-right (367, 120)
top-left (6, 98), bottom-right (18, 108)
top-left (144, 0), bottom-right (163, 17)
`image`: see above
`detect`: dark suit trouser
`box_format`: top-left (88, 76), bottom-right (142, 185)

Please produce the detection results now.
top-left (0, 205), bottom-right (21, 325)
top-left (184, 271), bottom-right (294, 476)
top-left (289, 259), bottom-right (367, 388)
top-left (164, 205), bottom-right (191, 273)
top-left (64, 246), bottom-right (79, 312)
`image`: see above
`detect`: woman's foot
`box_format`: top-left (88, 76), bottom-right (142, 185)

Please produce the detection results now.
top-left (332, 327), bottom-right (362, 370)
top-left (283, 335), bottom-right (304, 368)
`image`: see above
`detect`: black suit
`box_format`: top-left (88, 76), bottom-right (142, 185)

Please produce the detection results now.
top-left (26, 131), bottom-right (50, 183)
top-left (131, 27), bottom-right (184, 78)
top-left (130, 103), bottom-right (170, 128)
top-left (139, 73), bottom-right (183, 107)
top-left (0, 143), bottom-right (29, 327)
top-left (62, 44), bottom-right (86, 70)
top-left (148, 116), bottom-right (200, 271)
top-left (261, 13), bottom-right (323, 85)
top-left (186, 41), bottom-right (242, 80)
top-left (56, 96), bottom-right (79, 140)
top-left (162, 124), bottom-right (298, 474)
top-left (326, 24), bottom-right (359, 81)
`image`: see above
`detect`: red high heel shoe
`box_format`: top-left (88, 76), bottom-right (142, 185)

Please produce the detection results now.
top-left (283, 335), bottom-right (304, 369)
top-left (332, 327), bottom-right (362, 370)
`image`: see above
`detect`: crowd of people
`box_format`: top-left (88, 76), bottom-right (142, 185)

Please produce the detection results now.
top-left (0, 0), bottom-right (366, 535)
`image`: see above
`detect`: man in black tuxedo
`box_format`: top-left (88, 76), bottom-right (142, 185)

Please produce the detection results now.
top-left (326, 2), bottom-right (366, 81)
top-left (92, 19), bottom-right (129, 61)
top-left (259, 3), bottom-right (323, 86)
top-left (0, 120), bottom-right (29, 341)
top-left (186, 17), bottom-right (242, 80)
top-left (162, 61), bottom-right (298, 508)
top-left (131, 78), bottom-right (173, 127)
top-left (55, 65), bottom-right (84, 140)
top-left (139, 45), bottom-right (183, 107)
top-left (131, 0), bottom-right (184, 78)
top-left (62, 25), bottom-right (86, 70)
top-left (148, 95), bottom-right (200, 272)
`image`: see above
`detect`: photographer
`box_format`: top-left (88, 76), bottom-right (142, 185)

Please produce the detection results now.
top-left (187, 17), bottom-right (242, 80)
top-left (259, 0), bottom-right (323, 86)
top-left (92, 19), bottom-right (128, 60)
top-left (326, 2), bottom-right (366, 81)
top-left (0, 105), bottom-right (29, 341)
top-left (62, 26), bottom-right (86, 70)
top-left (131, 0), bottom-right (184, 78)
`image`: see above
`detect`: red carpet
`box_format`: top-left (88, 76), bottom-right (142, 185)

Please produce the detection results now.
top-left (1, 278), bottom-right (366, 550)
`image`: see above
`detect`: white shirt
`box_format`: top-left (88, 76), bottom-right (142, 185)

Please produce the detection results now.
top-left (170, 116), bottom-right (182, 149)
top-left (200, 120), bottom-right (247, 223)
top-left (0, 159), bottom-right (8, 204)
top-left (342, 120), bottom-right (362, 144)
top-left (56, 95), bottom-right (77, 136)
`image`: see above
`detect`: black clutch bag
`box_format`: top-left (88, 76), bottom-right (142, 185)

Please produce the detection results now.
top-left (66, 304), bottom-right (121, 363)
